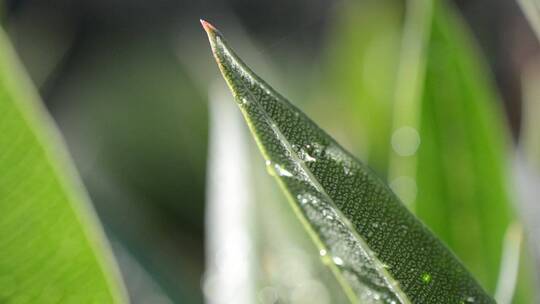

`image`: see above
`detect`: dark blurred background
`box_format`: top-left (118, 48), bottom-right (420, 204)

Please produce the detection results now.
top-left (2, 0), bottom-right (539, 303)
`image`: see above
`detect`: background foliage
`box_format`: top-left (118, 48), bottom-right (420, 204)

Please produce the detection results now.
top-left (1, 0), bottom-right (539, 303)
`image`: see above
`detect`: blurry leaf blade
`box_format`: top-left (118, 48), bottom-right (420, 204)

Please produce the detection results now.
top-left (387, 0), bottom-right (432, 208)
top-left (0, 28), bottom-right (126, 302)
top-left (416, 2), bottom-right (535, 298)
top-left (203, 21), bottom-right (494, 303)
top-left (319, 0), bottom-right (403, 175)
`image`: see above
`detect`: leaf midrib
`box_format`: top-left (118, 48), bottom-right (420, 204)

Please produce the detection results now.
top-left (213, 34), bottom-right (411, 304)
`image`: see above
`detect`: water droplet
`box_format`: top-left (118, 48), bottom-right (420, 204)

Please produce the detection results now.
top-left (297, 194), bottom-right (310, 205)
top-left (332, 256), bottom-right (344, 266)
top-left (391, 126), bottom-right (421, 156)
top-left (300, 149), bottom-right (316, 162)
top-left (274, 164), bottom-right (293, 177)
top-left (265, 160), bottom-right (275, 176)
top-left (236, 96), bottom-right (250, 106)
top-left (319, 249), bottom-right (327, 256)
top-left (421, 273), bottom-right (432, 284)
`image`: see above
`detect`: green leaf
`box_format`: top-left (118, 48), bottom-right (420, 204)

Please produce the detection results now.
top-left (202, 20), bottom-right (494, 303)
top-left (417, 2), bottom-right (512, 285)
top-left (416, 3), bottom-right (537, 302)
top-left (0, 28), bottom-right (126, 302)
top-left (318, 1), bottom-right (537, 302)
top-left (314, 0), bottom-right (403, 176)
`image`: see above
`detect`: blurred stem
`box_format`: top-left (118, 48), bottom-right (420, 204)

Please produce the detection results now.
top-left (388, 0), bottom-right (433, 210)
top-left (520, 58), bottom-right (540, 169)
top-left (495, 223), bottom-right (523, 304)
top-left (204, 82), bottom-right (255, 304)
top-left (517, 0), bottom-right (540, 41)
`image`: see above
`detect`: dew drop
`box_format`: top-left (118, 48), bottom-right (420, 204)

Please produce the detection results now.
top-left (421, 273), bottom-right (432, 284)
top-left (297, 194), bottom-right (309, 205)
top-left (274, 164), bottom-right (293, 177)
top-left (265, 160), bottom-right (275, 176)
top-left (300, 150), bottom-right (316, 162)
top-left (319, 249), bottom-right (327, 256)
top-left (332, 256), bottom-right (344, 266)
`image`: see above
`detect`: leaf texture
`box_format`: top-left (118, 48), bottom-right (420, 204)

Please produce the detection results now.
top-left (202, 20), bottom-right (494, 303)
top-left (0, 28), bottom-right (126, 302)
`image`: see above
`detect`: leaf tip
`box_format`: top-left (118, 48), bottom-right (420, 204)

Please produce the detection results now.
top-left (200, 19), bottom-right (218, 36)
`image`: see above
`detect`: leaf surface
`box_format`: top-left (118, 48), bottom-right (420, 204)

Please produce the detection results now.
top-left (416, 4), bottom-right (536, 302)
top-left (0, 28), bottom-right (125, 302)
top-left (202, 20), bottom-right (494, 304)
top-left (318, 1), bottom-right (537, 302)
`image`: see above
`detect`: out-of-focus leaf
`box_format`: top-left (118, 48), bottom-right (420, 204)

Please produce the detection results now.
top-left (320, 0), bottom-right (537, 301)
top-left (0, 28), bottom-right (126, 302)
top-left (415, 3), bottom-right (537, 301)
top-left (202, 20), bottom-right (494, 303)
top-left (316, 0), bottom-right (402, 176)
top-left (386, 0), bottom-right (431, 207)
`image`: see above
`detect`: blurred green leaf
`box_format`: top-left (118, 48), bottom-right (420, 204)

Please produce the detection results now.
top-left (203, 21), bottom-right (494, 303)
top-left (415, 3), bottom-right (536, 302)
top-left (0, 28), bottom-right (126, 302)
top-left (316, 0), bottom-right (402, 176)
top-left (319, 0), bottom-right (537, 301)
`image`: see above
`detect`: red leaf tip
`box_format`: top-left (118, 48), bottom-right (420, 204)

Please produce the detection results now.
top-left (200, 19), bottom-right (217, 34)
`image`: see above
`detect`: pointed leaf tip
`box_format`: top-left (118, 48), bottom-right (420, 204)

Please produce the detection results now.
top-left (204, 24), bottom-right (497, 304)
top-left (200, 19), bottom-right (217, 34)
